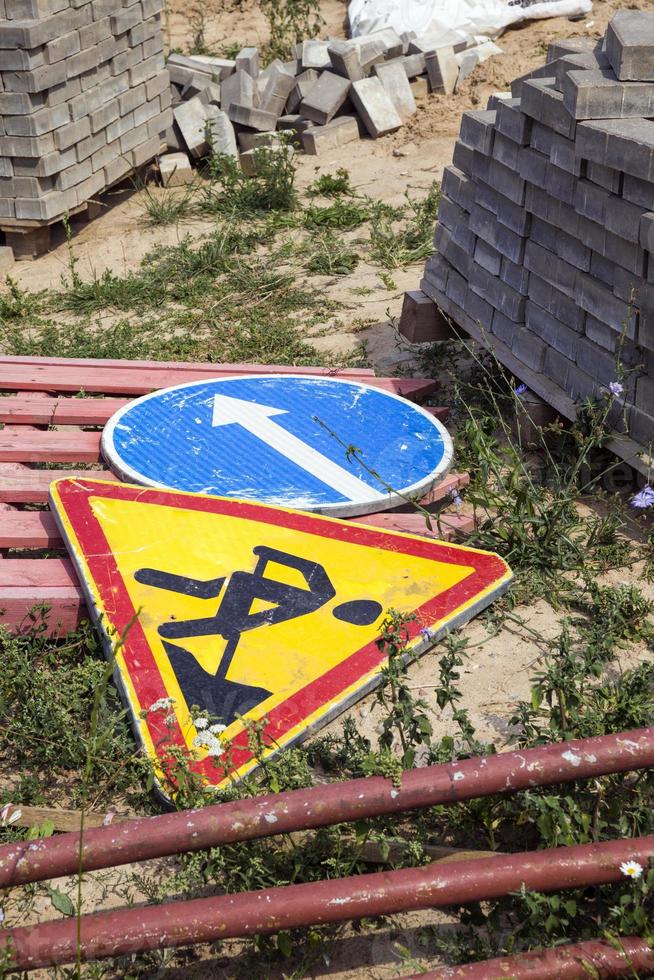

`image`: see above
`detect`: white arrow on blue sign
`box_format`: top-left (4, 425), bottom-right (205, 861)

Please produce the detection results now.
top-left (101, 375), bottom-right (454, 517)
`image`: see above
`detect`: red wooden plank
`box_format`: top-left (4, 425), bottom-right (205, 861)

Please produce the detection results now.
top-left (0, 364), bottom-right (436, 401)
top-left (0, 591), bottom-right (84, 635)
top-left (358, 512), bottom-right (474, 538)
top-left (0, 397), bottom-right (128, 426)
top-left (0, 557), bottom-right (78, 586)
top-left (0, 511), bottom-right (61, 548)
top-left (0, 356), bottom-right (376, 377)
top-left (0, 465), bottom-right (115, 503)
top-left (0, 430), bottom-right (101, 462)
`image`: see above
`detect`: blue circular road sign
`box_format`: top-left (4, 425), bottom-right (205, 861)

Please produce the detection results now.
top-left (102, 375), bottom-right (454, 517)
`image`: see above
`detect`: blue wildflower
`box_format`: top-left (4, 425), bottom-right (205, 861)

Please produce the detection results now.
top-left (631, 486), bottom-right (654, 509)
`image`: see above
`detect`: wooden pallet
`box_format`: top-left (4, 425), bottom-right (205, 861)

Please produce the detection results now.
top-left (0, 356), bottom-right (471, 636)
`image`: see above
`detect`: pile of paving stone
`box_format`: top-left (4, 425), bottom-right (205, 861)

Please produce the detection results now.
top-left (420, 10), bottom-right (654, 456)
top-left (0, 0), bottom-right (172, 225)
top-left (161, 28), bottom-right (500, 181)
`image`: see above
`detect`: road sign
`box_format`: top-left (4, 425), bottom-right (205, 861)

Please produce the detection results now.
top-left (49, 478), bottom-right (511, 798)
top-left (101, 374), bottom-right (454, 518)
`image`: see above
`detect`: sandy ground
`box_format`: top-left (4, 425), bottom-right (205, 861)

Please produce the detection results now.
top-left (2, 1), bottom-right (653, 977)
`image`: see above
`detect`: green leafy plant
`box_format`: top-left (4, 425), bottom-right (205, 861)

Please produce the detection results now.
top-left (259, 0), bottom-right (324, 62)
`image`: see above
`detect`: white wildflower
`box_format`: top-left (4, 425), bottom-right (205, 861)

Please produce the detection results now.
top-left (620, 860), bottom-right (643, 879)
top-left (194, 717), bottom-right (209, 730)
top-left (209, 723), bottom-right (227, 735)
top-left (149, 697), bottom-right (176, 713)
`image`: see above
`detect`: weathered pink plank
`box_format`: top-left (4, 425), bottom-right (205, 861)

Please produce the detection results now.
top-left (0, 397), bottom-right (127, 426)
top-left (0, 430), bottom-right (102, 462)
top-left (0, 356), bottom-right (375, 376)
top-left (358, 511), bottom-right (474, 537)
top-left (0, 465), bottom-right (115, 503)
top-left (0, 511), bottom-right (61, 549)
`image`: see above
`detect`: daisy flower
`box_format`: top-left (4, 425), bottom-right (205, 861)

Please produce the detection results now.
top-left (619, 860), bottom-right (643, 879)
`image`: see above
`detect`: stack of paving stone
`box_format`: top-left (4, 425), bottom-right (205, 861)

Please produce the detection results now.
top-left (164, 28), bottom-right (500, 171)
top-left (0, 0), bottom-right (172, 230)
top-left (421, 10), bottom-right (654, 458)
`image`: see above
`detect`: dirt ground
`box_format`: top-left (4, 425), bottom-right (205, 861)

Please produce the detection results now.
top-left (3, 1), bottom-right (653, 977)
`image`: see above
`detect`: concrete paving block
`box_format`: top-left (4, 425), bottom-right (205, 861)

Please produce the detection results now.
top-left (628, 405), bottom-right (654, 447)
top-left (623, 174), bottom-right (654, 210)
top-left (301, 39), bottom-right (332, 71)
top-left (220, 70), bottom-right (257, 115)
top-left (459, 109), bottom-right (495, 154)
top-left (524, 240), bottom-right (578, 299)
top-left (576, 335), bottom-right (625, 387)
top-left (422, 252), bottom-right (451, 292)
top-left (574, 178), bottom-right (609, 224)
top-left (544, 346), bottom-right (571, 392)
top-left (564, 67), bottom-right (654, 119)
top-left (206, 106), bottom-right (238, 157)
top-left (604, 194), bottom-right (647, 245)
top-left (635, 374), bottom-right (654, 415)
top-left (360, 27), bottom-right (404, 60)
top-left (518, 146), bottom-right (549, 186)
top-left (410, 75), bottom-right (429, 100)
top-left (445, 268), bottom-right (468, 308)
top-left (328, 40), bottom-right (366, 81)
top-left (553, 50), bottom-right (611, 91)
top-left (466, 287), bottom-right (495, 332)
top-left (197, 82), bottom-right (222, 108)
top-left (575, 273), bottom-right (637, 335)
top-left (434, 224), bottom-right (471, 278)
top-left (512, 326), bottom-right (547, 371)
top-left (373, 60), bottom-right (416, 120)
top-left (259, 67), bottom-right (296, 116)
top-left (455, 49), bottom-right (481, 90)
top-left (158, 151), bottom-right (193, 186)
top-left (602, 228), bottom-right (646, 278)
top-left (186, 55), bottom-right (235, 81)
top-left (240, 144), bottom-right (294, 177)
top-left (174, 97), bottom-right (210, 158)
top-left (491, 308), bottom-right (520, 347)
top-left (586, 161), bottom-right (621, 194)
top-left (424, 46), bottom-right (458, 95)
top-left (475, 181), bottom-right (499, 215)
top-left (612, 263), bottom-right (641, 305)
top-left (495, 97), bottom-right (531, 145)
top-left (492, 131), bottom-right (520, 171)
top-left (452, 139), bottom-right (474, 175)
top-left (500, 255), bottom-right (530, 295)
top-left (545, 162), bottom-right (576, 207)
top-left (639, 212), bottom-right (654, 253)
top-left (548, 132), bottom-right (581, 176)
top-left (547, 37), bottom-right (598, 63)
top-left (399, 52), bottom-right (426, 78)
top-left (238, 129), bottom-right (281, 152)
top-left (350, 77), bottom-right (402, 138)
top-left (228, 103), bottom-right (278, 133)
top-left (510, 62), bottom-right (558, 99)
top-left (526, 301), bottom-right (579, 359)
top-left (441, 165), bottom-right (476, 212)
top-left (606, 10), bottom-right (654, 81)
top-left (474, 237), bottom-right (502, 276)
top-left (496, 191), bottom-right (530, 236)
top-left (409, 28), bottom-right (470, 55)
top-left (301, 115), bottom-right (359, 155)
top-left (576, 118), bottom-right (654, 183)
top-left (235, 47), bottom-right (259, 78)
top-left (300, 71), bottom-right (350, 125)
top-left (486, 91), bottom-right (513, 110)
top-left (520, 78), bottom-right (575, 139)
top-left (469, 263), bottom-right (526, 321)
top-left (488, 157), bottom-right (525, 206)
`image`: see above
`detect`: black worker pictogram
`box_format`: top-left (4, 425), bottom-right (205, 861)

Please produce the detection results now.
top-left (135, 546), bottom-right (383, 727)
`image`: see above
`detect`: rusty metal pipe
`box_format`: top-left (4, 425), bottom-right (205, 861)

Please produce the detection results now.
top-left (0, 727), bottom-right (652, 889)
top-left (3, 835), bottom-right (654, 971)
top-left (407, 936), bottom-right (654, 978)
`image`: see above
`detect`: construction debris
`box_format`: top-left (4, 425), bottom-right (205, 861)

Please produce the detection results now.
top-left (421, 11), bottom-right (654, 466)
top-left (164, 30), bottom-right (501, 175)
top-left (0, 0), bottom-right (171, 225)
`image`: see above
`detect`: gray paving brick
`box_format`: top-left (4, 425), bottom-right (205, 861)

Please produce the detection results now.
top-left (350, 76), bottom-right (402, 137)
top-left (613, 264), bottom-right (642, 306)
top-left (528, 272), bottom-right (585, 330)
top-left (474, 237), bottom-right (501, 276)
top-left (606, 10), bottom-right (654, 81)
top-left (604, 194), bottom-right (647, 244)
top-left (635, 374), bottom-right (654, 414)
top-left (526, 301), bottom-right (578, 359)
top-left (465, 287), bottom-right (494, 331)
top-left (530, 216), bottom-right (590, 271)
top-left (564, 67), bottom-right (654, 119)
top-left (547, 37), bottom-right (598, 63)
top-left (548, 132), bottom-right (582, 176)
top-left (491, 308), bottom-right (520, 346)
top-left (373, 61), bottom-right (416, 120)
top-left (422, 252), bottom-right (451, 292)
top-left (520, 78), bottom-right (575, 139)
top-left (469, 263), bottom-right (526, 321)
top-left (510, 62), bottom-right (557, 99)
top-left (235, 47), bottom-right (259, 78)
top-left (575, 273), bottom-right (637, 335)
top-left (445, 268), bottom-right (468, 308)
top-left (586, 161), bottom-right (622, 194)
top-left (301, 115), bottom-right (359, 155)
top-left (496, 191), bottom-right (530, 236)
top-left (576, 334), bottom-right (626, 387)
top-left (472, 149), bottom-right (491, 184)
top-left (576, 118), bottom-right (654, 182)
top-left (500, 255), bottom-right (529, 294)
top-left (475, 181), bottom-right (499, 215)
top-left (434, 224), bottom-right (471, 278)
top-left (628, 405), bottom-right (654, 446)
top-left (518, 146), bottom-right (548, 186)
top-left (459, 109), bottom-right (495, 154)
top-left (488, 157), bottom-right (525, 205)
top-left (424, 46), bottom-right (458, 95)
top-left (259, 67), bottom-right (296, 116)
top-left (512, 326), bottom-right (547, 371)
top-left (574, 178), bottom-right (609, 224)
top-left (545, 162), bottom-right (577, 206)
top-left (4, 102), bottom-right (69, 137)
top-left (525, 182), bottom-right (580, 237)
top-left (524, 240), bottom-right (577, 298)
top-left (544, 345), bottom-right (571, 392)
top-left (553, 49), bottom-right (611, 90)
top-left (299, 71), bottom-right (350, 125)
top-left (441, 165), bottom-right (476, 211)
top-left (623, 174), bottom-right (654, 210)
top-left (492, 131), bottom-right (520, 170)
top-left (452, 139), bottom-right (473, 175)
top-left (495, 97), bottom-right (531, 145)
top-left (602, 229), bottom-right (646, 277)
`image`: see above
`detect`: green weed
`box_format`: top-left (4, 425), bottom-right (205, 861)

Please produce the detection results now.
top-left (259, 0), bottom-right (323, 62)
top-left (304, 199), bottom-right (370, 231)
top-left (305, 232), bottom-right (360, 276)
top-left (200, 143), bottom-right (297, 215)
top-left (369, 182), bottom-right (440, 268)
top-left (307, 168), bottom-right (354, 198)
top-left (139, 180), bottom-right (197, 226)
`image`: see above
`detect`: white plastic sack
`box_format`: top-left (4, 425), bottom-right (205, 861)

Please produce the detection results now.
top-left (349, 0), bottom-right (592, 41)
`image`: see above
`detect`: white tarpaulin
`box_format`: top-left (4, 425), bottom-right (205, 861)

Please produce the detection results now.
top-left (349, 0), bottom-right (592, 41)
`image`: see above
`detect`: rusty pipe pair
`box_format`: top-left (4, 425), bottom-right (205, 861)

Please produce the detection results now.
top-left (2, 835), bottom-right (654, 970)
top-left (1, 727), bottom-right (652, 890)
